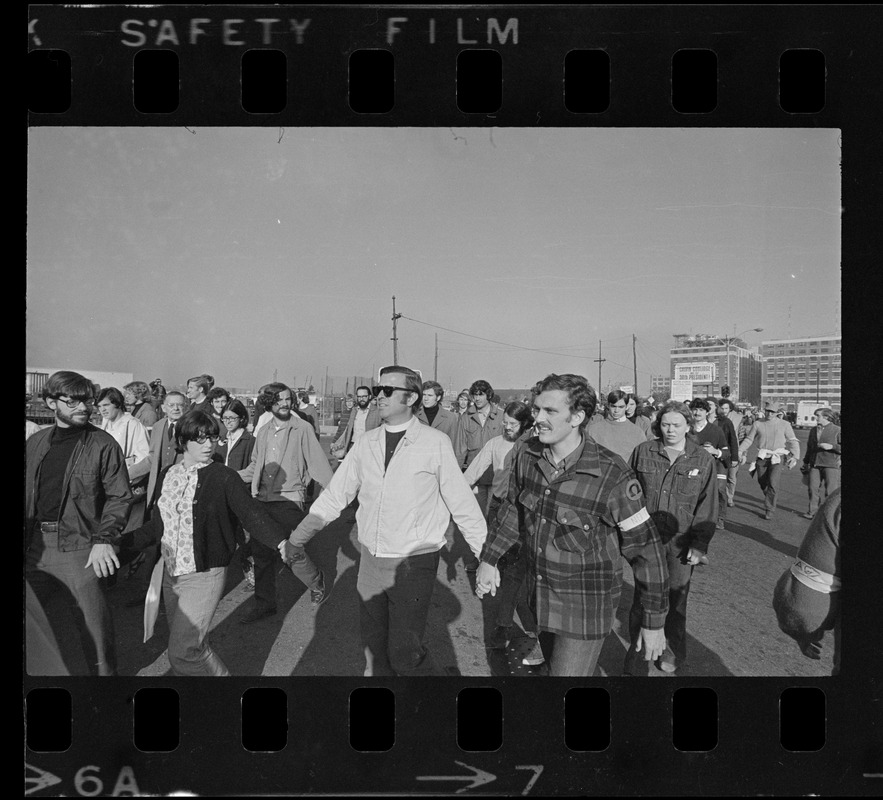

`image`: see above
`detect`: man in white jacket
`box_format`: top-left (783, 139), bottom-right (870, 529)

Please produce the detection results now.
top-left (280, 364), bottom-right (487, 676)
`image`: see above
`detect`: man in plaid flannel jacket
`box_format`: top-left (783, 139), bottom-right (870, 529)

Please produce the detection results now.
top-left (476, 373), bottom-right (669, 677)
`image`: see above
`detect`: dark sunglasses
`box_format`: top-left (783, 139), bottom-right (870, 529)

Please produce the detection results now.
top-left (372, 385), bottom-right (410, 398)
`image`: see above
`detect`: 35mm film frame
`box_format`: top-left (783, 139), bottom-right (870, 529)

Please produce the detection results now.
top-left (26, 4), bottom-right (881, 796)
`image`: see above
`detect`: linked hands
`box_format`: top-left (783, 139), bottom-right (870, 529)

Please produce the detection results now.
top-left (85, 543), bottom-right (120, 578)
top-left (277, 538), bottom-right (305, 567)
top-left (475, 561), bottom-right (500, 598)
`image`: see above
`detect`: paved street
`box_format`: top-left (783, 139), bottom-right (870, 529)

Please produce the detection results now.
top-left (75, 429), bottom-right (832, 678)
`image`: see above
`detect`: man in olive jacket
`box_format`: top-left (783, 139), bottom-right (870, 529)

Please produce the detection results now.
top-left (25, 371), bottom-right (133, 675)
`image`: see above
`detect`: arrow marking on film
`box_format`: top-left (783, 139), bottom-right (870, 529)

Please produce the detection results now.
top-left (24, 763), bottom-right (62, 796)
top-left (417, 760), bottom-right (497, 793)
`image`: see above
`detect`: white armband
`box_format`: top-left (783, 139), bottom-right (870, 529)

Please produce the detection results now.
top-left (790, 559), bottom-right (841, 594)
top-left (619, 507), bottom-right (650, 532)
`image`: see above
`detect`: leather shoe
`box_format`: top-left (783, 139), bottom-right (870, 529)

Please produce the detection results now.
top-left (239, 606), bottom-right (277, 625)
top-left (310, 572), bottom-right (332, 607)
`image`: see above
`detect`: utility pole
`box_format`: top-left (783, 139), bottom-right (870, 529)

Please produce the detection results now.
top-left (632, 334), bottom-right (638, 395)
top-left (391, 295), bottom-right (402, 366)
top-left (593, 340), bottom-right (606, 392)
top-left (434, 333), bottom-right (438, 381)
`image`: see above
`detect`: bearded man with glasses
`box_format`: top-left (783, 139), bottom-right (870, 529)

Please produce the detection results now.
top-left (331, 385), bottom-right (381, 458)
top-left (25, 371), bottom-right (133, 675)
top-left (281, 365), bottom-right (487, 676)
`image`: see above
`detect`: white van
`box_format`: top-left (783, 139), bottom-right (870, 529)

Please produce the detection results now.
top-left (795, 401), bottom-right (830, 429)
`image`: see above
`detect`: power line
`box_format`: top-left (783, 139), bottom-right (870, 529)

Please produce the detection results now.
top-left (401, 314), bottom-right (638, 366)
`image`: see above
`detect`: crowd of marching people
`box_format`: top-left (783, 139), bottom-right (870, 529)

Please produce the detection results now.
top-left (25, 368), bottom-right (841, 677)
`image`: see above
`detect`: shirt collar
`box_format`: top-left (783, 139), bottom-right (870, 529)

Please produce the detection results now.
top-left (179, 460), bottom-right (211, 474)
top-left (538, 433), bottom-right (601, 476)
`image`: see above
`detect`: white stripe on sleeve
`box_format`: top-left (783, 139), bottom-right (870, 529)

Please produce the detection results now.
top-left (619, 507), bottom-right (650, 532)
top-left (790, 560), bottom-right (841, 594)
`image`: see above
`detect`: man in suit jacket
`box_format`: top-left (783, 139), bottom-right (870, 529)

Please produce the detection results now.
top-left (331, 385), bottom-right (381, 457)
top-left (129, 391), bottom-right (189, 509)
top-left (416, 381), bottom-right (460, 444)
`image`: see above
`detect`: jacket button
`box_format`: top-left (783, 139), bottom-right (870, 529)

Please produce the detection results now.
top-left (584, 524), bottom-right (590, 530)
top-left (536, 574), bottom-right (543, 582)
top-left (545, 489), bottom-right (551, 495)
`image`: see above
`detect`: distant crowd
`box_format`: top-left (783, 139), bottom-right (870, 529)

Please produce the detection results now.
top-left (26, 368), bottom-right (841, 678)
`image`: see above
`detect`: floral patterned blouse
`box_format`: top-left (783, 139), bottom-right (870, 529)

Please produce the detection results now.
top-left (158, 461), bottom-right (210, 577)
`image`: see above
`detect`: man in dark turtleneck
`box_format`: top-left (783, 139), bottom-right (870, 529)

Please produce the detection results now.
top-left (25, 371), bottom-right (133, 675)
top-left (416, 380), bottom-right (460, 444)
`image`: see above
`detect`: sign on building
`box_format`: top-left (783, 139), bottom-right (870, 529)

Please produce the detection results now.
top-left (674, 362), bottom-right (716, 383)
top-left (619, 384), bottom-right (634, 393)
top-left (670, 379), bottom-right (694, 401)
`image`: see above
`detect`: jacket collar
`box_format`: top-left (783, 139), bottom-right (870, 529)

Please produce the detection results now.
top-left (647, 437), bottom-right (704, 458)
top-left (467, 403), bottom-right (500, 422)
top-left (524, 432), bottom-right (603, 477)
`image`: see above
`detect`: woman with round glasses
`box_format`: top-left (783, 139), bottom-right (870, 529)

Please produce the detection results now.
top-left (120, 410), bottom-right (290, 676)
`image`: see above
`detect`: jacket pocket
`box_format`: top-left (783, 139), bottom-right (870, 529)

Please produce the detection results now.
top-left (552, 505), bottom-right (600, 554)
top-left (674, 469), bottom-right (703, 499)
top-left (68, 468), bottom-right (101, 497)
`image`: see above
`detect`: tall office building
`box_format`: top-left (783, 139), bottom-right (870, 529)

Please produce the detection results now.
top-left (760, 335), bottom-right (841, 411)
top-left (669, 334), bottom-right (763, 406)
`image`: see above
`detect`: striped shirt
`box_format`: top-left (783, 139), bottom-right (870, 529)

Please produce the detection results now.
top-left (481, 434), bottom-right (669, 640)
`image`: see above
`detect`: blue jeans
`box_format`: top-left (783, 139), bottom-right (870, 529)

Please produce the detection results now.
top-left (755, 458), bottom-right (783, 513)
top-left (26, 530), bottom-right (117, 676)
top-left (808, 466), bottom-right (839, 514)
top-left (357, 546), bottom-right (444, 676)
top-left (163, 566), bottom-right (229, 676)
top-left (725, 464), bottom-right (739, 504)
top-left (549, 634), bottom-right (605, 677)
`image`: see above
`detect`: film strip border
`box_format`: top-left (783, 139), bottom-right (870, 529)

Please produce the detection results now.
top-left (26, 5), bottom-right (870, 125)
top-left (24, 4), bottom-right (883, 796)
top-left (24, 679), bottom-right (874, 796)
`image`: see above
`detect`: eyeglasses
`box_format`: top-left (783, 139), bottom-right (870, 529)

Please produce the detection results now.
top-left (372, 385), bottom-right (410, 398)
top-left (56, 395), bottom-right (94, 409)
top-left (221, 416), bottom-right (241, 422)
top-left (192, 435), bottom-right (220, 444)
top-left (355, 395), bottom-right (370, 400)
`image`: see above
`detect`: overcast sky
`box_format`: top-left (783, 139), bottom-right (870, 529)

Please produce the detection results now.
top-left (27, 127), bottom-right (840, 394)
